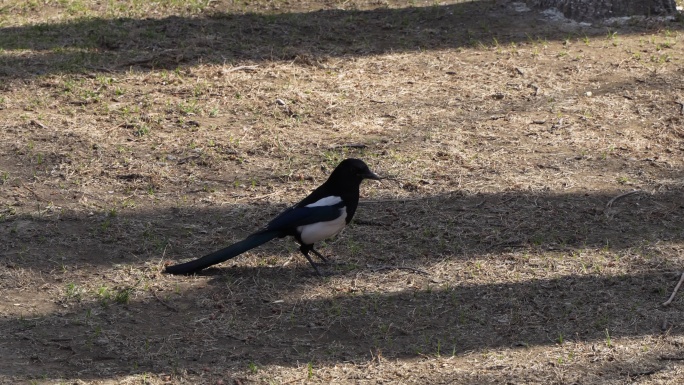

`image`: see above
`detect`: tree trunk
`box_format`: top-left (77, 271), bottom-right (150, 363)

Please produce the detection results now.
top-left (526, 0), bottom-right (678, 21)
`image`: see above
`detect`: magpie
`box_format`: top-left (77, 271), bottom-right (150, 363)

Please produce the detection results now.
top-left (165, 158), bottom-right (381, 276)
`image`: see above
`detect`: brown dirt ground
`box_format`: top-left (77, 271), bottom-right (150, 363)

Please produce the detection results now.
top-left (1, 0), bottom-right (684, 384)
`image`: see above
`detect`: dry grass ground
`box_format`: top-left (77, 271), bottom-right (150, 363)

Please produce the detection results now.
top-left (1, 0), bottom-right (684, 384)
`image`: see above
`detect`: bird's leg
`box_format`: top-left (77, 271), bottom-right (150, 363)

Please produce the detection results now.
top-left (300, 245), bottom-right (324, 276)
top-left (310, 248), bottom-right (329, 263)
top-left (310, 247), bottom-right (346, 266)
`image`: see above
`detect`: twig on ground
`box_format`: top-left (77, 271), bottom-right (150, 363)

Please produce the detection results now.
top-left (662, 271), bottom-right (684, 306)
top-left (358, 196), bottom-right (421, 204)
top-left (621, 368), bottom-right (662, 377)
top-left (30, 119), bottom-right (48, 129)
top-left (676, 100), bottom-right (684, 115)
top-left (371, 176), bottom-right (403, 185)
top-left (360, 190), bottom-right (461, 205)
top-left (153, 291), bottom-right (180, 312)
top-left (86, 66), bottom-right (115, 73)
top-left (370, 265), bottom-right (430, 275)
top-left (486, 240), bottom-right (525, 251)
top-left (331, 143), bottom-right (367, 149)
top-left (21, 182), bottom-right (43, 201)
top-left (606, 189), bottom-right (641, 208)
top-left (353, 219), bottom-right (390, 227)
top-left (281, 377), bottom-right (307, 384)
top-left (20, 335), bottom-right (75, 353)
top-left (224, 65), bottom-right (259, 73)
top-left (232, 191), bottom-right (280, 202)
top-left (660, 356), bottom-right (684, 361)
top-left (530, 83), bottom-right (540, 96)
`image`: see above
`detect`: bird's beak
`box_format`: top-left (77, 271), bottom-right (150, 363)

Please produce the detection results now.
top-left (363, 171), bottom-right (382, 181)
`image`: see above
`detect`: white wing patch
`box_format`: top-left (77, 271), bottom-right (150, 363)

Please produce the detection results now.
top-left (297, 198), bottom-right (347, 245)
top-left (305, 195), bottom-right (342, 208)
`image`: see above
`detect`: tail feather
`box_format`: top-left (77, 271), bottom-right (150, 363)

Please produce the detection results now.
top-left (165, 231), bottom-right (279, 275)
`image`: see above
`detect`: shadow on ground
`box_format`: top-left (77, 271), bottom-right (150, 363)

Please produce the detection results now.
top-left (3, 185), bottom-right (683, 270)
top-left (1, 265), bottom-right (683, 380)
top-left (2, 186), bottom-right (684, 377)
top-left (1, 0), bottom-right (682, 78)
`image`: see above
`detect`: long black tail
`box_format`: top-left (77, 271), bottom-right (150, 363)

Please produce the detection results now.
top-left (164, 231), bottom-right (279, 275)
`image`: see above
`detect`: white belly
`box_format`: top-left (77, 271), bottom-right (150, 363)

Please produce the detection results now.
top-left (297, 207), bottom-right (347, 245)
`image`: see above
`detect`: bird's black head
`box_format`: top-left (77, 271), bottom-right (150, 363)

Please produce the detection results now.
top-left (327, 158), bottom-right (381, 187)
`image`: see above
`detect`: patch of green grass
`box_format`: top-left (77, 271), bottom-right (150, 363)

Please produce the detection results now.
top-left (248, 361), bottom-right (258, 374)
top-left (134, 123), bottom-right (151, 137)
top-left (605, 328), bottom-right (612, 348)
top-left (97, 285), bottom-right (111, 305)
top-left (114, 287), bottom-right (133, 304)
top-left (100, 217), bottom-right (112, 232)
top-left (177, 100), bottom-right (201, 115)
top-left (650, 54), bottom-right (671, 64)
top-left (65, 282), bottom-right (82, 300)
